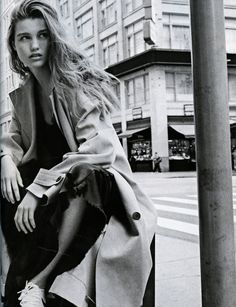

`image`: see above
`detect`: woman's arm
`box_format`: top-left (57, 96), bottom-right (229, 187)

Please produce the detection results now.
top-left (26, 103), bottom-right (117, 204)
top-left (0, 108), bottom-right (24, 203)
top-left (0, 108), bottom-right (24, 165)
top-left (1, 154), bottom-right (23, 203)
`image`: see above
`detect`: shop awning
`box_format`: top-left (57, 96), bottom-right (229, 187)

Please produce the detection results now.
top-left (169, 124), bottom-right (195, 139)
top-left (118, 126), bottom-right (150, 138)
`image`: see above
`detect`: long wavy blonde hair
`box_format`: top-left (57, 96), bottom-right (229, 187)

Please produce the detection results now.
top-left (7, 0), bottom-right (119, 114)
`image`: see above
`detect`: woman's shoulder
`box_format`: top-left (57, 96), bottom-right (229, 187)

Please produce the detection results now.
top-left (73, 88), bottom-right (106, 116)
top-left (9, 75), bottom-right (33, 98)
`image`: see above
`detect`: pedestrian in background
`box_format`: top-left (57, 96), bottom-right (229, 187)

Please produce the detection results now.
top-left (0, 0), bottom-right (156, 306)
top-left (129, 155), bottom-right (137, 172)
top-left (152, 152), bottom-right (162, 172)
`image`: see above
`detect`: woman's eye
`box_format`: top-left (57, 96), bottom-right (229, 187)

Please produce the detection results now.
top-left (20, 36), bottom-right (29, 41)
top-left (39, 32), bottom-right (48, 38)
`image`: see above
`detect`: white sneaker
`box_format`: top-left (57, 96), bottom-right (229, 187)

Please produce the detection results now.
top-left (18, 282), bottom-right (46, 306)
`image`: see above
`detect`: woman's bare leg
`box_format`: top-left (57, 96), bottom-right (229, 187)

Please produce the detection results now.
top-left (1, 229), bottom-right (10, 297)
top-left (30, 195), bottom-right (87, 289)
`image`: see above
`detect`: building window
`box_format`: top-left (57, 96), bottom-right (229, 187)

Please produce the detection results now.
top-left (114, 82), bottom-right (121, 102)
top-left (76, 10), bottom-right (93, 40)
top-left (102, 33), bottom-right (118, 67)
top-left (74, 0), bottom-right (87, 8)
top-left (229, 74), bottom-right (236, 101)
top-left (125, 0), bottom-right (143, 15)
top-left (126, 20), bottom-right (146, 57)
top-left (100, 0), bottom-right (117, 28)
top-left (162, 13), bottom-right (191, 50)
top-left (166, 72), bottom-right (193, 102)
top-left (225, 18), bottom-right (236, 53)
top-left (85, 45), bottom-right (95, 62)
top-left (59, 0), bottom-right (69, 18)
top-left (125, 74), bottom-right (149, 109)
top-left (224, 0), bottom-right (236, 5)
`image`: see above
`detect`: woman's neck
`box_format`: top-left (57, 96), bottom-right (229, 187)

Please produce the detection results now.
top-left (31, 65), bottom-right (53, 96)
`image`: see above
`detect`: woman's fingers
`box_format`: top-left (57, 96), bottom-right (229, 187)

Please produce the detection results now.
top-left (16, 170), bottom-right (24, 188)
top-left (14, 207), bottom-right (28, 234)
top-left (6, 179), bottom-right (14, 204)
top-left (1, 179), bottom-right (6, 200)
top-left (23, 208), bottom-right (34, 233)
top-left (28, 208), bottom-right (36, 230)
top-left (1, 176), bottom-right (22, 204)
top-left (11, 178), bottom-right (20, 202)
top-left (14, 209), bottom-right (21, 232)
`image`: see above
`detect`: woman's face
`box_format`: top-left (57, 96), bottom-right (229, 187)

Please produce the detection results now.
top-left (14, 17), bottom-right (50, 72)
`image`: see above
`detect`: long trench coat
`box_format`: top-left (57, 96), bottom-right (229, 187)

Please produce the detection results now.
top-left (0, 76), bottom-right (157, 307)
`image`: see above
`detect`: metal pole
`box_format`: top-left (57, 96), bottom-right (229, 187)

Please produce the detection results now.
top-left (189, 0), bottom-right (236, 306)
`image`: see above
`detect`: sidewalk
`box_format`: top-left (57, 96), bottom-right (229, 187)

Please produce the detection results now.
top-left (134, 170), bottom-right (236, 178)
top-left (135, 171), bottom-right (197, 178)
top-left (155, 234), bottom-right (201, 307)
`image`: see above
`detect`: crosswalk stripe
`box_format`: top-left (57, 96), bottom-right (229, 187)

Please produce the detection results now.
top-left (152, 196), bottom-right (198, 205)
top-left (152, 197), bottom-right (236, 208)
top-left (158, 217), bottom-right (199, 235)
top-left (186, 193), bottom-right (236, 200)
top-left (154, 195), bottom-right (236, 240)
top-left (154, 203), bottom-right (198, 216)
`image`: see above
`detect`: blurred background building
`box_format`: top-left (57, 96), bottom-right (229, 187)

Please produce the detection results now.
top-left (1, 0), bottom-right (236, 171)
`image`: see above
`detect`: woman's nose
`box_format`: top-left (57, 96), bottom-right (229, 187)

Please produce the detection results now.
top-left (31, 38), bottom-right (40, 50)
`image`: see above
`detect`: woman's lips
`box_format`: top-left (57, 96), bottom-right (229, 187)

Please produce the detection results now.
top-left (29, 54), bottom-right (42, 59)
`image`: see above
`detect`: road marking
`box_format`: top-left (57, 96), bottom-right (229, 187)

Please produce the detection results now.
top-left (154, 194), bottom-right (236, 239)
top-left (152, 196), bottom-right (236, 208)
top-left (158, 217), bottom-right (199, 235)
top-left (188, 193), bottom-right (236, 198)
top-left (154, 203), bottom-right (198, 216)
top-left (152, 196), bottom-right (198, 205)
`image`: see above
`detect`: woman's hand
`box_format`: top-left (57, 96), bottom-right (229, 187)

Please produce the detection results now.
top-left (14, 192), bottom-right (38, 234)
top-left (1, 155), bottom-right (23, 204)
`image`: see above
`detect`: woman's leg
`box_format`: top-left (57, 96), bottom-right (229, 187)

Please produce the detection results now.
top-left (30, 195), bottom-right (87, 289)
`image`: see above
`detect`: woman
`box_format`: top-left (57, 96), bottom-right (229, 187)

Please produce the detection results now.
top-left (0, 0), bottom-right (157, 306)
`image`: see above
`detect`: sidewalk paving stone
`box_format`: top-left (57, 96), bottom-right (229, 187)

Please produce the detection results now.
top-left (155, 234), bottom-right (201, 307)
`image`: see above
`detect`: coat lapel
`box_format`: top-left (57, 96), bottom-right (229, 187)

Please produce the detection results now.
top-left (51, 90), bottom-right (78, 152)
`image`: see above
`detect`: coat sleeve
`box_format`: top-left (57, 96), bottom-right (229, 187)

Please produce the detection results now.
top-left (0, 107), bottom-right (24, 165)
top-left (26, 101), bottom-right (117, 203)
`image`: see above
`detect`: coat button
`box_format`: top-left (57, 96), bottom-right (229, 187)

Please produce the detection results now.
top-left (56, 176), bottom-right (62, 182)
top-left (132, 212), bottom-right (141, 220)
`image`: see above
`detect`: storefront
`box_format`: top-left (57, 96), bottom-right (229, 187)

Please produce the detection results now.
top-left (118, 121), bottom-right (153, 171)
top-left (168, 124), bottom-right (196, 171)
top-left (230, 121), bottom-right (236, 169)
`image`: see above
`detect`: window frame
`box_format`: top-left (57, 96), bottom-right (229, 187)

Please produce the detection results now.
top-left (162, 13), bottom-right (191, 50)
top-left (229, 73), bottom-right (236, 102)
top-left (166, 71), bottom-right (193, 102)
top-left (124, 0), bottom-right (143, 15)
top-left (59, 0), bottom-right (69, 18)
top-left (102, 33), bottom-right (119, 67)
top-left (76, 9), bottom-right (94, 41)
top-left (126, 19), bottom-right (146, 57)
top-left (100, 0), bottom-right (117, 29)
top-left (125, 74), bottom-right (150, 109)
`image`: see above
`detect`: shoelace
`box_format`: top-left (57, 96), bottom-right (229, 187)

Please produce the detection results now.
top-left (18, 282), bottom-right (45, 306)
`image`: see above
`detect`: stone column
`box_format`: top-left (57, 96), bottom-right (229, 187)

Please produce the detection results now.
top-left (149, 66), bottom-right (169, 171)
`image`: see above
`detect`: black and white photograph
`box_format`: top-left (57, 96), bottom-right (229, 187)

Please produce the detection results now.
top-left (0, 0), bottom-right (236, 306)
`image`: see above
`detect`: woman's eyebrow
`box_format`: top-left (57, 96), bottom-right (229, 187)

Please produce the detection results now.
top-left (16, 29), bottom-right (48, 37)
top-left (16, 32), bottom-right (30, 37)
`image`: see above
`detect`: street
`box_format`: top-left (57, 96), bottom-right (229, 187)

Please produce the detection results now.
top-left (134, 172), bottom-right (236, 307)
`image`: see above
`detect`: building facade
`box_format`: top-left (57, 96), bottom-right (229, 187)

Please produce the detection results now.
top-left (1, 0), bottom-right (236, 171)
